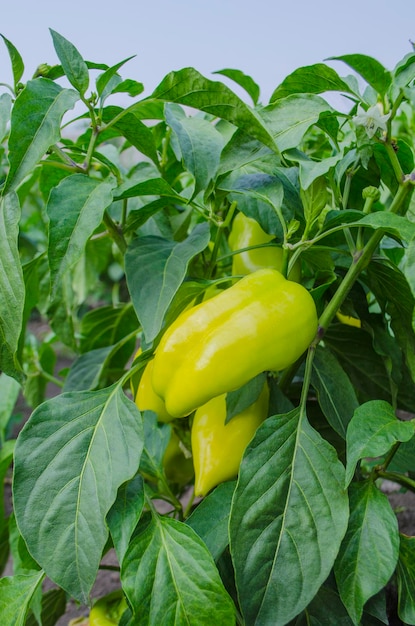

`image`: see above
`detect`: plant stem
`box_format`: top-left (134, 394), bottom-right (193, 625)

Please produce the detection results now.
top-left (103, 212), bottom-right (127, 255)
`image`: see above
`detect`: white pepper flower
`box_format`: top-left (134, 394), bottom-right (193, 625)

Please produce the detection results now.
top-left (352, 103), bottom-right (391, 138)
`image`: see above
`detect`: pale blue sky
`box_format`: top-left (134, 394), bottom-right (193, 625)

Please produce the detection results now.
top-left (1, 0), bottom-right (413, 103)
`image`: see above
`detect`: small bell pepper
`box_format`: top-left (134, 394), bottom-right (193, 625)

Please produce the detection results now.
top-left (152, 268), bottom-right (318, 418)
top-left (89, 590), bottom-right (127, 625)
top-left (192, 382), bottom-right (269, 496)
top-left (228, 212), bottom-right (301, 281)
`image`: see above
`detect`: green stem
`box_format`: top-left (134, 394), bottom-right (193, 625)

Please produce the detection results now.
top-left (41, 370), bottom-right (64, 388)
top-left (376, 470), bottom-right (415, 494)
top-left (103, 212), bottom-right (127, 255)
top-left (383, 141), bottom-right (404, 183)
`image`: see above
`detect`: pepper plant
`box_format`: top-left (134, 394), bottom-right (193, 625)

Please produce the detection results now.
top-left (1, 29), bottom-right (415, 626)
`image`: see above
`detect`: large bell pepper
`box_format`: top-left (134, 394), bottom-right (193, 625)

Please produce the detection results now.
top-left (152, 268), bottom-right (318, 418)
top-left (192, 382), bottom-right (269, 496)
top-left (228, 212), bottom-right (301, 281)
top-left (134, 355), bottom-right (174, 423)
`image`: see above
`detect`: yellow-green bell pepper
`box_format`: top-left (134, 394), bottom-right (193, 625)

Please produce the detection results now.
top-left (152, 268), bottom-right (318, 418)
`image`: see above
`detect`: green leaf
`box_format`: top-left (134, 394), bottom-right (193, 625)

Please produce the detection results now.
top-left (287, 584), bottom-right (356, 625)
top-left (96, 55), bottom-right (136, 99)
top-left (151, 67), bottom-right (279, 153)
top-left (0, 92), bottom-right (12, 142)
top-left (351, 212), bottom-right (415, 241)
top-left (49, 29), bottom-right (89, 94)
top-left (102, 106), bottom-right (159, 165)
top-left (165, 103), bottom-right (224, 196)
top-left (334, 481), bottom-right (400, 625)
top-left (345, 400), bottom-right (415, 486)
top-left (79, 303), bottom-right (138, 354)
top-left (0, 571), bottom-right (44, 626)
top-left (186, 481), bottom-right (236, 561)
top-left (225, 374), bottom-right (267, 424)
top-left (366, 258), bottom-right (415, 386)
top-left (107, 474), bottom-right (145, 565)
top-left (0, 193), bottom-right (24, 380)
top-left (13, 384), bottom-right (144, 602)
top-left (63, 346), bottom-right (114, 392)
top-left (125, 222), bottom-right (210, 344)
top-left (0, 373), bottom-right (20, 444)
top-left (114, 176), bottom-right (185, 202)
top-left (311, 346), bottom-right (359, 439)
top-left (213, 68), bottom-right (260, 105)
top-left (300, 174), bottom-right (328, 227)
top-left (0, 34), bottom-right (24, 89)
top-left (230, 408), bottom-right (349, 625)
top-left (270, 63), bottom-right (355, 101)
top-left (260, 94), bottom-right (334, 152)
top-left (25, 588), bottom-right (67, 626)
top-left (47, 174), bottom-right (114, 295)
top-left (3, 78), bottom-right (78, 194)
top-left (328, 54), bottom-right (392, 97)
top-left (394, 53), bottom-right (415, 88)
top-left (122, 514), bottom-right (236, 625)
top-left (396, 533), bottom-right (415, 624)
top-left (139, 412), bottom-right (170, 479)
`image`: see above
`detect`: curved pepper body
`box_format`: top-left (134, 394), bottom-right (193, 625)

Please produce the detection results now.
top-left (229, 212), bottom-right (301, 281)
top-left (134, 356), bottom-right (174, 423)
top-left (192, 382), bottom-right (269, 496)
top-left (152, 268), bottom-right (318, 417)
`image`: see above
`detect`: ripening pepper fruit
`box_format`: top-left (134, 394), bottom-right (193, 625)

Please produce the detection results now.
top-left (228, 212), bottom-right (301, 281)
top-left (133, 352), bottom-right (174, 423)
top-left (192, 382), bottom-right (269, 496)
top-left (89, 590), bottom-right (127, 625)
top-left (152, 268), bottom-right (318, 418)
top-left (336, 312), bottom-right (362, 328)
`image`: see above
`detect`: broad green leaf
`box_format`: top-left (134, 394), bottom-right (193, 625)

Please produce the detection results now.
top-left (345, 400), bottom-right (415, 486)
top-left (122, 514), bottom-right (236, 625)
top-left (0, 193), bottom-right (24, 380)
top-left (259, 94), bottom-right (334, 152)
top-left (114, 176), bottom-right (184, 202)
top-left (187, 481), bottom-right (236, 561)
top-left (0, 92), bottom-right (12, 141)
top-left (394, 53), bottom-right (415, 88)
top-left (150, 67), bottom-right (279, 153)
top-left (328, 54), bottom-right (392, 97)
top-left (107, 474), bottom-right (145, 565)
top-left (285, 149), bottom-right (344, 190)
top-left (324, 324), bottom-right (414, 413)
top-left (102, 106), bottom-right (159, 165)
top-left (217, 131), bottom-right (276, 178)
top-left (0, 373), bottom-right (20, 444)
top-left (0, 34), bottom-right (24, 89)
top-left (334, 481), bottom-right (400, 625)
top-left (367, 258), bottom-right (415, 383)
top-left (13, 384), bottom-right (144, 602)
top-left (25, 588), bottom-right (67, 626)
top-left (112, 78), bottom-right (144, 97)
top-left (49, 29), bottom-right (89, 94)
top-left (79, 303), bottom-right (138, 354)
top-left (225, 373), bottom-right (267, 424)
top-left (213, 68), bottom-right (260, 105)
top-left (0, 571), bottom-right (44, 626)
top-left (311, 346), bottom-right (359, 439)
top-left (47, 174), bottom-right (114, 295)
top-left (63, 345), bottom-right (114, 391)
top-left (125, 222), bottom-right (210, 343)
top-left (287, 584), bottom-right (356, 625)
top-left (396, 533), bottom-right (415, 623)
top-left (270, 63), bottom-right (355, 101)
top-left (230, 408), bottom-right (349, 625)
top-left (300, 174), bottom-right (328, 227)
top-left (3, 78), bottom-right (78, 194)
top-left (139, 412), bottom-right (170, 479)
top-left (96, 55), bottom-right (136, 98)
top-left (165, 103), bottom-right (224, 196)
top-left (48, 275), bottom-right (77, 350)
top-left (224, 172), bottom-right (286, 237)
top-left (351, 211), bottom-right (415, 241)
